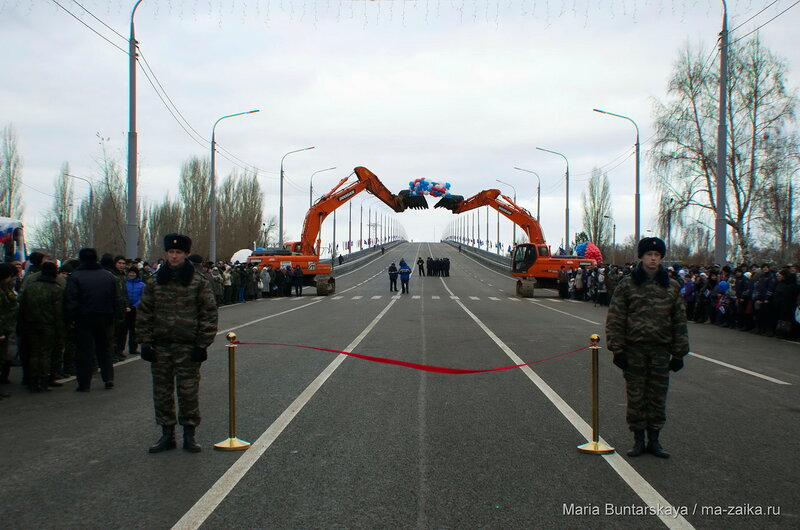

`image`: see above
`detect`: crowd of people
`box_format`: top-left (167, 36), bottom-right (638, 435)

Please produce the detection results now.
top-left (557, 261), bottom-right (800, 340)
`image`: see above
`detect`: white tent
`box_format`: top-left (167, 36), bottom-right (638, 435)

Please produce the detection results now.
top-left (230, 248), bottom-right (252, 264)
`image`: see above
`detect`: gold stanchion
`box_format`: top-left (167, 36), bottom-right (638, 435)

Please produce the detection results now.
top-left (577, 334), bottom-right (615, 455)
top-left (214, 332), bottom-right (251, 451)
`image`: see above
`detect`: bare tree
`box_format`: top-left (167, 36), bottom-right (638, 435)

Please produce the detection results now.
top-left (217, 168), bottom-right (264, 261)
top-left (31, 163), bottom-right (79, 259)
top-left (0, 124), bottom-right (24, 218)
top-left (142, 198), bottom-right (183, 263)
top-left (581, 167), bottom-right (614, 247)
top-left (651, 37), bottom-right (797, 262)
top-left (178, 156), bottom-right (211, 258)
top-left (92, 140), bottom-right (127, 257)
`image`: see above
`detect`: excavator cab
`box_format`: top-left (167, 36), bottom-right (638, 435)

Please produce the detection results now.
top-left (512, 243), bottom-right (538, 274)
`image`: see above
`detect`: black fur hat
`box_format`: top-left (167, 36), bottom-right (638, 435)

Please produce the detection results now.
top-left (78, 248), bottom-right (98, 263)
top-left (637, 237), bottom-right (666, 259)
top-left (164, 233), bottom-right (192, 253)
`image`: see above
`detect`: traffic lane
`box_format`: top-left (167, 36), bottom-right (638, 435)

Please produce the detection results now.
top-left (454, 287), bottom-right (800, 528)
top-left (202, 283), bottom-right (660, 528)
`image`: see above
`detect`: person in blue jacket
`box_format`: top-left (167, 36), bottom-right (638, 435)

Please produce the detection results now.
top-left (398, 259), bottom-right (412, 294)
top-left (125, 267), bottom-right (146, 356)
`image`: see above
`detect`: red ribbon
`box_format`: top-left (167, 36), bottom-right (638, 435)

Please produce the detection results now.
top-left (232, 341), bottom-right (589, 374)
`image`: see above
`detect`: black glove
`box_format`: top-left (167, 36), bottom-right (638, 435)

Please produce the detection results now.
top-left (191, 347), bottom-right (208, 363)
top-left (669, 357), bottom-right (684, 372)
top-left (612, 353), bottom-right (628, 370)
top-left (140, 345), bottom-right (155, 362)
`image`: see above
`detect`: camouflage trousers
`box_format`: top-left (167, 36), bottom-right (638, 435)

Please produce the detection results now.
top-left (623, 344), bottom-right (671, 431)
top-left (151, 344), bottom-right (202, 427)
top-left (25, 327), bottom-right (58, 379)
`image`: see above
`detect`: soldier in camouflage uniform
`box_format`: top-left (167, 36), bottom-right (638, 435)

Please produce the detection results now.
top-left (137, 234), bottom-right (218, 453)
top-left (18, 262), bottom-right (65, 392)
top-left (0, 263), bottom-right (18, 398)
top-left (605, 237), bottom-right (689, 459)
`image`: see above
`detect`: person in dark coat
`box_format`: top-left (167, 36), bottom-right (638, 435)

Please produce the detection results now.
top-left (388, 263), bottom-right (398, 292)
top-left (293, 265), bottom-right (304, 296)
top-left (64, 248), bottom-right (119, 392)
top-left (416, 257), bottom-right (425, 276)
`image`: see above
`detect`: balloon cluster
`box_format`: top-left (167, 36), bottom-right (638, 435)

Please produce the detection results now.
top-left (575, 241), bottom-right (604, 263)
top-left (408, 178), bottom-right (452, 198)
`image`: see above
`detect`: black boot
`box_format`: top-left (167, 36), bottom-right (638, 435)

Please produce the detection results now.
top-left (627, 429), bottom-right (646, 457)
top-left (647, 428), bottom-right (670, 459)
top-left (149, 425), bottom-right (177, 453)
top-left (183, 425), bottom-right (202, 453)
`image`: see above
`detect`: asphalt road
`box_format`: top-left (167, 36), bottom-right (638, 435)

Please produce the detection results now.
top-left (2, 242), bottom-right (799, 529)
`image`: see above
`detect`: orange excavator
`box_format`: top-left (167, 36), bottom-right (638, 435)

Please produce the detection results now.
top-left (247, 166), bottom-right (426, 295)
top-left (436, 189), bottom-right (596, 297)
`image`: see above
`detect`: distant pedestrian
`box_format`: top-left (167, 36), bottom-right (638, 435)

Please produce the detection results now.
top-left (606, 237), bottom-right (689, 459)
top-left (293, 265), bottom-right (304, 296)
top-left (388, 262), bottom-right (398, 292)
top-left (417, 257), bottom-right (425, 276)
top-left (398, 260), bottom-right (412, 294)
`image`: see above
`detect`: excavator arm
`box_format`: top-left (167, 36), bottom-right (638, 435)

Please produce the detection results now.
top-left (293, 166), bottom-right (422, 255)
top-left (435, 189), bottom-right (545, 244)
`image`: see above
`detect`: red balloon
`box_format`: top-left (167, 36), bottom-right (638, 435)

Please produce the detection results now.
top-left (584, 242), bottom-right (603, 263)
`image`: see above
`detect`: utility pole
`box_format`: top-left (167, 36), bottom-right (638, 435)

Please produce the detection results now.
top-left (126, 0), bottom-right (144, 259)
top-left (715, 1), bottom-right (729, 264)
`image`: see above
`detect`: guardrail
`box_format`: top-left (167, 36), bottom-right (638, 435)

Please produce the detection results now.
top-left (443, 240), bottom-right (511, 274)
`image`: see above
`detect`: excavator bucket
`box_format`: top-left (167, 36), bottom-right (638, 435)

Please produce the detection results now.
top-left (433, 195), bottom-right (464, 211)
top-left (399, 190), bottom-right (429, 210)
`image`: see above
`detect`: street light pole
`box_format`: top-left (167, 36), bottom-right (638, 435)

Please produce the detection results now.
top-left (496, 178), bottom-right (517, 246)
top-left (715, 1), bottom-right (729, 264)
top-left (309, 166), bottom-right (336, 208)
top-left (593, 108), bottom-right (641, 259)
top-left (279, 146), bottom-right (315, 248)
top-left (512, 167), bottom-right (540, 222)
top-left (210, 109), bottom-right (260, 262)
top-left (536, 147), bottom-right (570, 253)
top-left (66, 174), bottom-right (95, 248)
top-left (126, 0), bottom-right (144, 259)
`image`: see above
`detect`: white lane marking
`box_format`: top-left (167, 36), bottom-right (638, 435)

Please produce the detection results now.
top-left (371, 295), bottom-right (382, 299)
top-left (488, 297), bottom-right (500, 301)
top-left (173, 298), bottom-right (399, 530)
top-left (469, 296), bottom-right (480, 300)
top-left (449, 296), bottom-right (459, 300)
top-left (352, 296), bottom-right (363, 300)
top-left (431, 295), bottom-right (440, 300)
top-left (331, 296), bottom-right (343, 300)
top-left (412, 295), bottom-right (421, 299)
top-left (546, 298), bottom-right (563, 303)
top-left (506, 297), bottom-right (520, 302)
top-left (217, 299), bottom-right (323, 336)
top-left (690, 352), bottom-right (792, 385)
top-left (438, 278), bottom-right (692, 530)
top-left (528, 300), bottom-right (601, 326)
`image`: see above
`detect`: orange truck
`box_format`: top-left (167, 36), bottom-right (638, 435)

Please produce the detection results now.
top-left (247, 167), bottom-right (426, 295)
top-left (436, 189), bottom-right (596, 297)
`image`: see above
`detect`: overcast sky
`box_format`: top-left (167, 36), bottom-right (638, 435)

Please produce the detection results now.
top-left (2, 0), bottom-right (799, 259)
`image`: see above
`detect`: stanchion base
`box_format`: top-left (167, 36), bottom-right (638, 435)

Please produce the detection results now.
top-left (577, 441), bottom-right (615, 455)
top-left (214, 437), bottom-right (251, 451)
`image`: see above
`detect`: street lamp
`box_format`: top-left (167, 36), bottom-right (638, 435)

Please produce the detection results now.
top-left (786, 167), bottom-right (800, 262)
top-left (210, 109), bottom-right (260, 262)
top-left (593, 108), bottom-right (640, 258)
top-left (511, 167), bottom-right (541, 222)
top-left (536, 147), bottom-right (570, 253)
top-left (279, 146), bottom-right (315, 248)
top-left (309, 166), bottom-right (337, 208)
top-left (66, 174), bottom-right (95, 248)
top-left (496, 179), bottom-right (517, 246)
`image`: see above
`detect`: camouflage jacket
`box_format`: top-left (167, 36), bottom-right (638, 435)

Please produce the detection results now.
top-left (605, 264), bottom-right (689, 358)
top-left (136, 259), bottom-right (218, 348)
top-left (0, 284), bottom-right (18, 336)
top-left (18, 276), bottom-right (65, 340)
